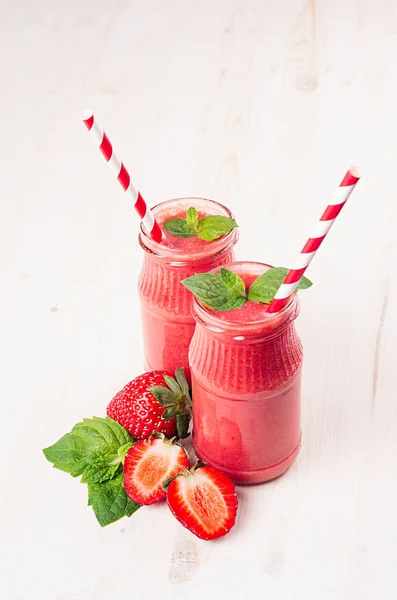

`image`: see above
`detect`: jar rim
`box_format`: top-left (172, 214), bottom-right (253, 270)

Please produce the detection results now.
top-left (191, 261), bottom-right (300, 336)
top-left (139, 197), bottom-right (238, 260)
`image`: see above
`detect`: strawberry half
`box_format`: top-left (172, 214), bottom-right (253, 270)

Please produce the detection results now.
top-left (107, 368), bottom-right (191, 439)
top-left (124, 434), bottom-right (190, 505)
top-left (165, 464), bottom-right (238, 540)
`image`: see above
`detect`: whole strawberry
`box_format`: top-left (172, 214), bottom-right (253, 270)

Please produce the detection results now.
top-left (107, 368), bottom-right (191, 439)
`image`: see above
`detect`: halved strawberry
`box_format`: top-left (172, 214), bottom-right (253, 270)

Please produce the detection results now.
top-left (165, 464), bottom-right (238, 540)
top-left (124, 434), bottom-right (190, 505)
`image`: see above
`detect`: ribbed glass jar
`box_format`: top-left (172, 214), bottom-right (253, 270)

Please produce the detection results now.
top-left (189, 262), bottom-right (303, 484)
top-left (138, 198), bottom-right (238, 382)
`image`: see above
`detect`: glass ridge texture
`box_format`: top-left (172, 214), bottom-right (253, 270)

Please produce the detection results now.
top-left (189, 262), bottom-right (303, 484)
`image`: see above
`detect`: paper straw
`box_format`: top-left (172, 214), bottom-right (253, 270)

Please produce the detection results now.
top-left (82, 110), bottom-right (163, 243)
top-left (268, 168), bottom-right (361, 313)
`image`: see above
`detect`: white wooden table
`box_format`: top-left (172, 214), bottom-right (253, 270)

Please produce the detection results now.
top-left (1, 1), bottom-right (396, 598)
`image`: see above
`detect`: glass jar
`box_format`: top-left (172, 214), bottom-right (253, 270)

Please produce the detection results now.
top-left (138, 198), bottom-right (238, 383)
top-left (189, 261), bottom-right (303, 484)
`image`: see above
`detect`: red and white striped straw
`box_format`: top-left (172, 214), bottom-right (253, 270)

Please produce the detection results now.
top-left (268, 168), bottom-right (360, 313)
top-left (82, 109), bottom-right (163, 243)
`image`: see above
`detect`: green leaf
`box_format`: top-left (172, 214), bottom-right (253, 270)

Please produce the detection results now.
top-left (43, 417), bottom-right (133, 478)
top-left (182, 273), bottom-right (247, 311)
top-left (162, 472), bottom-right (184, 491)
top-left (176, 413), bottom-right (191, 439)
top-left (162, 406), bottom-right (178, 420)
top-left (100, 417), bottom-right (132, 447)
top-left (150, 385), bottom-right (176, 407)
top-left (222, 295), bottom-right (247, 311)
top-left (175, 368), bottom-right (190, 399)
top-left (117, 441), bottom-right (134, 463)
top-left (197, 216), bottom-right (238, 241)
top-left (296, 275), bottom-right (313, 291)
top-left (181, 273), bottom-right (229, 310)
top-left (163, 218), bottom-right (196, 238)
top-left (163, 375), bottom-right (181, 395)
top-left (247, 267), bottom-right (313, 304)
top-left (81, 453), bottom-right (121, 484)
top-left (220, 268), bottom-right (246, 297)
top-left (87, 473), bottom-right (140, 527)
top-left (186, 207), bottom-right (199, 230)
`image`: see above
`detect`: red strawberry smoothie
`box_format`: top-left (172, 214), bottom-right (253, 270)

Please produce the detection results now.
top-left (189, 262), bottom-right (303, 484)
top-left (138, 198), bottom-right (238, 383)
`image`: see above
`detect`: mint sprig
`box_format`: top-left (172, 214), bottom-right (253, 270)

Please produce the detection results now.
top-left (43, 416), bottom-right (139, 526)
top-left (182, 267), bottom-right (313, 312)
top-left (247, 267), bottom-right (313, 304)
top-left (88, 473), bottom-right (140, 527)
top-left (164, 206), bottom-right (238, 241)
top-left (182, 270), bottom-right (247, 312)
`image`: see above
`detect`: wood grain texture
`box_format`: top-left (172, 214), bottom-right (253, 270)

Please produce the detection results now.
top-left (0, 1), bottom-right (396, 598)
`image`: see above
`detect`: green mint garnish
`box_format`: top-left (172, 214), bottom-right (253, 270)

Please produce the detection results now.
top-left (150, 368), bottom-right (192, 439)
top-left (186, 206), bottom-right (199, 229)
top-left (88, 473), bottom-right (140, 527)
top-left (181, 270), bottom-right (247, 312)
top-left (164, 206), bottom-right (238, 241)
top-left (182, 267), bottom-right (313, 312)
top-left (43, 416), bottom-right (139, 526)
top-left (247, 267), bottom-right (313, 304)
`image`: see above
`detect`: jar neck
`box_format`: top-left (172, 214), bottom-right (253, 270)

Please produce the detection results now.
top-left (139, 230), bottom-right (238, 267)
top-left (191, 295), bottom-right (300, 342)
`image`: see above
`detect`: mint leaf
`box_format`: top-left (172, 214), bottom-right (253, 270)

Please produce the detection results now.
top-left (197, 216), bottom-right (238, 241)
top-left (100, 417), bottom-right (132, 447)
top-left (163, 218), bottom-right (196, 238)
top-left (81, 453), bottom-right (121, 484)
top-left (164, 208), bottom-right (238, 241)
top-left (222, 295), bottom-right (247, 311)
top-left (186, 207), bottom-right (199, 230)
top-left (118, 441), bottom-right (133, 463)
top-left (87, 473), bottom-right (140, 527)
top-left (181, 273), bottom-right (229, 310)
top-left (43, 417), bottom-right (133, 478)
top-left (182, 272), bottom-right (247, 312)
top-left (220, 268), bottom-right (246, 297)
top-left (248, 267), bottom-right (313, 304)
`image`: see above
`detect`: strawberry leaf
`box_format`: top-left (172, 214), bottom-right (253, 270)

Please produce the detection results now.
top-left (162, 406), bottom-right (178, 420)
top-left (176, 414), bottom-right (191, 439)
top-left (163, 375), bottom-right (181, 395)
top-left (149, 386), bottom-right (176, 407)
top-left (175, 368), bottom-right (190, 399)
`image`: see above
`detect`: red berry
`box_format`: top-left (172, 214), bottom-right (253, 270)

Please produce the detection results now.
top-left (107, 371), bottom-right (177, 439)
top-left (124, 436), bottom-right (190, 505)
top-left (166, 465), bottom-right (238, 540)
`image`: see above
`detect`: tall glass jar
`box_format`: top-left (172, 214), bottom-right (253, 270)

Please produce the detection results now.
top-left (189, 262), bottom-right (303, 484)
top-left (138, 198), bottom-right (238, 383)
